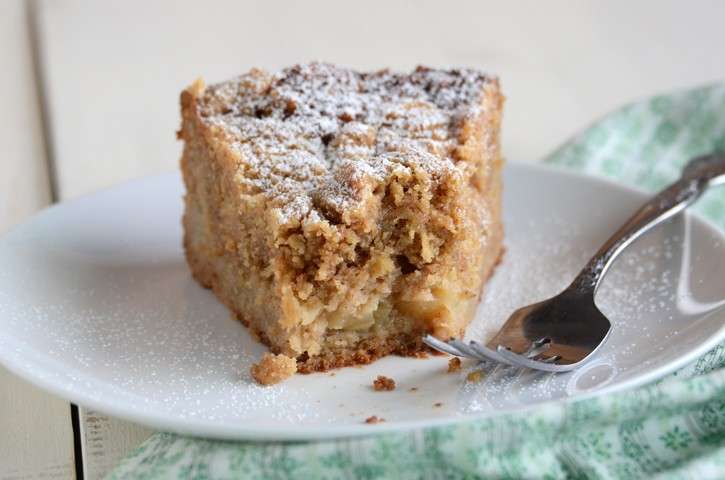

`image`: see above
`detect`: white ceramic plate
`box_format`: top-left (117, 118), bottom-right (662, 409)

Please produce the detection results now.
top-left (1, 163), bottom-right (724, 441)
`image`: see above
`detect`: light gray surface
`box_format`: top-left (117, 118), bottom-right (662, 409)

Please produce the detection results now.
top-left (0, 1), bottom-right (74, 479)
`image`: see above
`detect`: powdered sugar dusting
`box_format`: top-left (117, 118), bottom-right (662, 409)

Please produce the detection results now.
top-left (196, 63), bottom-right (496, 224)
top-left (459, 210), bottom-right (723, 411)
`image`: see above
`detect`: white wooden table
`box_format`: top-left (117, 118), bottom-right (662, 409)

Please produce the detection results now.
top-left (3, 0), bottom-right (725, 477)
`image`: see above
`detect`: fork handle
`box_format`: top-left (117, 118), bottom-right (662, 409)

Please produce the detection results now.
top-left (570, 153), bottom-right (725, 294)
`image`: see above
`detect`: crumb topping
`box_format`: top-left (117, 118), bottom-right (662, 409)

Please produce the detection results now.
top-left (194, 62), bottom-right (497, 225)
top-left (250, 353), bottom-right (297, 385)
top-left (372, 375), bottom-right (396, 391)
top-left (447, 357), bottom-right (462, 373)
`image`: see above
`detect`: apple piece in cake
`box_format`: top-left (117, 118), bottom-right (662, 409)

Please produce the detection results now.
top-left (179, 63), bottom-right (504, 376)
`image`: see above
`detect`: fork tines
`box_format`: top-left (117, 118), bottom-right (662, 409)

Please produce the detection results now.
top-left (422, 335), bottom-right (567, 372)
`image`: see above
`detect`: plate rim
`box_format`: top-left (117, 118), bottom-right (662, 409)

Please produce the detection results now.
top-left (0, 162), bottom-right (723, 441)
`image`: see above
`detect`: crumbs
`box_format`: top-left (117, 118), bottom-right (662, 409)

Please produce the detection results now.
top-left (447, 357), bottom-right (462, 373)
top-left (372, 375), bottom-right (396, 391)
top-left (466, 370), bottom-right (483, 383)
top-left (250, 353), bottom-right (297, 385)
top-left (365, 415), bottom-right (385, 424)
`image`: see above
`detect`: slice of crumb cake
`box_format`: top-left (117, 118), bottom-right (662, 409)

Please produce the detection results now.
top-left (179, 63), bottom-right (504, 379)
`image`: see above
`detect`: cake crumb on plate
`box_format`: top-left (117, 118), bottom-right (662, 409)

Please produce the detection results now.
top-left (372, 375), bottom-right (396, 391)
top-left (466, 370), bottom-right (484, 383)
top-left (447, 357), bottom-right (462, 372)
top-left (250, 353), bottom-right (297, 385)
top-left (365, 416), bottom-right (385, 424)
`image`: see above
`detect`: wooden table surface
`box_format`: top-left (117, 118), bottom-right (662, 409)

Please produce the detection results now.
top-left (3, 0), bottom-right (725, 477)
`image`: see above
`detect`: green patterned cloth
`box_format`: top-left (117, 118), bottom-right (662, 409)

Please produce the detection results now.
top-left (108, 85), bottom-right (725, 479)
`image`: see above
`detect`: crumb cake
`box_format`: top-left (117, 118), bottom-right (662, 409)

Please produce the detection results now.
top-left (179, 62), bottom-right (504, 375)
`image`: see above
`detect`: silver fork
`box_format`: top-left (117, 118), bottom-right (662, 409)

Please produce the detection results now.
top-left (424, 153), bottom-right (725, 372)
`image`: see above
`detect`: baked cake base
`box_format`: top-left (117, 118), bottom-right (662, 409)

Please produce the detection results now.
top-left (186, 216), bottom-right (503, 373)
